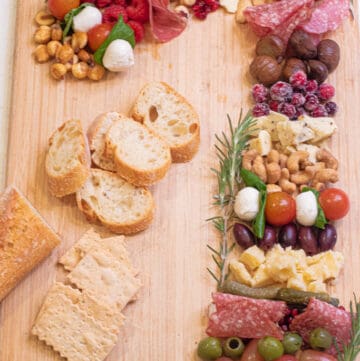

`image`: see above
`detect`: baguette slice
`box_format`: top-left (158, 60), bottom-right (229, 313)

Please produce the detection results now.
top-left (46, 119), bottom-right (90, 197)
top-left (87, 112), bottom-right (121, 172)
top-left (0, 186), bottom-right (61, 302)
top-left (76, 169), bottom-right (154, 234)
top-left (105, 116), bottom-right (171, 186)
top-left (131, 82), bottom-right (200, 162)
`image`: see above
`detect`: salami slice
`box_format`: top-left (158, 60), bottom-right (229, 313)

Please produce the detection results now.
top-left (243, 0), bottom-right (314, 42)
top-left (299, 0), bottom-right (350, 34)
top-left (206, 293), bottom-right (287, 339)
top-left (149, 0), bottom-right (187, 42)
top-left (290, 298), bottom-right (351, 349)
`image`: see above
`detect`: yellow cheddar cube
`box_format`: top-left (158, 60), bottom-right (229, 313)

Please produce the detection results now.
top-left (308, 280), bottom-right (327, 293)
top-left (320, 251), bottom-right (344, 281)
top-left (230, 260), bottom-right (252, 286)
top-left (304, 263), bottom-right (325, 283)
top-left (265, 246), bottom-right (297, 283)
top-left (239, 246), bottom-right (265, 271)
top-left (287, 274), bottom-right (307, 291)
top-left (252, 264), bottom-right (274, 287)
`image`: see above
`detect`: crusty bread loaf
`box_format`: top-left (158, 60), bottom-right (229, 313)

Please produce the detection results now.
top-left (76, 169), bottom-right (154, 234)
top-left (131, 82), bottom-right (200, 162)
top-left (87, 112), bottom-right (121, 172)
top-left (0, 186), bottom-right (61, 302)
top-left (105, 116), bottom-right (171, 186)
top-left (46, 119), bottom-right (90, 197)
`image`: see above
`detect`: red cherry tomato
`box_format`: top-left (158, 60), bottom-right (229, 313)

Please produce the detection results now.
top-left (319, 188), bottom-right (350, 221)
top-left (240, 339), bottom-right (265, 361)
top-left (48, 0), bottom-right (80, 20)
top-left (274, 356), bottom-right (297, 361)
top-left (299, 350), bottom-right (337, 361)
top-left (87, 23), bottom-right (114, 52)
top-left (265, 192), bottom-right (296, 226)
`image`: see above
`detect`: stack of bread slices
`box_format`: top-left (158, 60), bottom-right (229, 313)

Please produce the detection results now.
top-left (45, 82), bottom-right (200, 234)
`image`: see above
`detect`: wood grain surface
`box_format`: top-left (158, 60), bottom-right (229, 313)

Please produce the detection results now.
top-left (0, 1), bottom-right (359, 360)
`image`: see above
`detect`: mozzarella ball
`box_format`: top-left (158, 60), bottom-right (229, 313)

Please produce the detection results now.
top-left (103, 39), bottom-right (135, 72)
top-left (234, 187), bottom-right (260, 221)
top-left (296, 191), bottom-right (318, 226)
top-left (73, 6), bottom-right (102, 33)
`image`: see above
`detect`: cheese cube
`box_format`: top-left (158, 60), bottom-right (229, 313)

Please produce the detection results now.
top-left (287, 274), bottom-right (307, 291)
top-left (252, 111), bottom-right (288, 141)
top-left (320, 251), bottom-right (344, 281)
top-left (239, 246), bottom-right (265, 271)
top-left (300, 115), bottom-right (337, 144)
top-left (303, 263), bottom-right (325, 282)
top-left (265, 251), bottom-right (297, 283)
top-left (249, 130), bottom-right (272, 156)
top-left (277, 120), bottom-right (314, 147)
top-left (252, 264), bottom-right (274, 287)
top-left (230, 260), bottom-right (252, 286)
top-left (308, 280), bottom-right (327, 293)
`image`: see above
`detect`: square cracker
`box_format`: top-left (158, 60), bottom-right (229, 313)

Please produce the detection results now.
top-left (32, 285), bottom-right (120, 361)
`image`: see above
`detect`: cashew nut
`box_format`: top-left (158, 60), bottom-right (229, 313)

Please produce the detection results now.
top-left (266, 162), bottom-right (281, 184)
top-left (290, 166), bottom-right (316, 185)
top-left (279, 154), bottom-right (288, 169)
top-left (267, 184), bottom-right (282, 193)
top-left (279, 168), bottom-right (296, 194)
top-left (312, 168), bottom-right (339, 185)
top-left (253, 156), bottom-right (267, 183)
top-left (287, 151), bottom-right (310, 173)
top-left (242, 149), bottom-right (258, 171)
top-left (316, 149), bottom-right (338, 170)
top-left (267, 150), bottom-right (280, 164)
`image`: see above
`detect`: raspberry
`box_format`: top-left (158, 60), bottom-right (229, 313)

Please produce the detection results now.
top-left (270, 81), bottom-right (293, 102)
top-left (126, 0), bottom-right (150, 23)
top-left (304, 94), bottom-right (319, 112)
top-left (251, 84), bottom-right (268, 103)
top-left (325, 101), bottom-right (338, 116)
top-left (269, 100), bottom-right (281, 112)
top-left (291, 93), bottom-right (305, 107)
top-left (311, 105), bottom-right (328, 117)
top-left (289, 70), bottom-right (307, 89)
top-left (252, 103), bottom-right (270, 117)
top-left (103, 5), bottom-right (128, 23)
top-left (280, 103), bottom-right (296, 119)
top-left (114, 0), bottom-right (127, 5)
top-left (96, 0), bottom-right (112, 7)
top-left (192, 0), bottom-right (219, 20)
top-left (305, 79), bottom-right (318, 93)
top-left (317, 83), bottom-right (335, 101)
top-left (128, 20), bottom-right (145, 43)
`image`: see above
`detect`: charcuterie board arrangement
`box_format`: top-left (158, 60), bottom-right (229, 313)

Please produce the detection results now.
top-left (0, 0), bottom-right (359, 361)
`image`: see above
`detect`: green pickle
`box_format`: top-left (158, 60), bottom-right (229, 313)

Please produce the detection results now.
top-left (223, 337), bottom-right (245, 358)
top-left (221, 280), bottom-right (281, 299)
top-left (197, 337), bottom-right (223, 360)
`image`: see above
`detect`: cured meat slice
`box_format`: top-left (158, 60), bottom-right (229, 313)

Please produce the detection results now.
top-left (206, 293), bottom-right (287, 339)
top-left (290, 298), bottom-right (351, 349)
top-left (243, 0), bottom-right (314, 42)
top-left (299, 0), bottom-right (350, 34)
top-left (149, 0), bottom-right (187, 42)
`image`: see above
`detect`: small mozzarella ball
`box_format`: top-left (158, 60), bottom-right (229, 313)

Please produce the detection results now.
top-left (234, 187), bottom-right (260, 221)
top-left (103, 39), bottom-right (134, 72)
top-left (296, 191), bottom-right (318, 226)
top-left (73, 6), bottom-right (102, 33)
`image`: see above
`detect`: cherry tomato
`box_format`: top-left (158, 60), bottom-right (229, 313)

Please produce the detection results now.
top-left (240, 339), bottom-right (265, 361)
top-left (298, 350), bottom-right (337, 361)
top-left (88, 23), bottom-right (113, 52)
top-left (319, 188), bottom-right (350, 221)
top-left (48, 0), bottom-right (80, 20)
top-left (265, 192), bottom-right (296, 226)
top-left (274, 356), bottom-right (297, 361)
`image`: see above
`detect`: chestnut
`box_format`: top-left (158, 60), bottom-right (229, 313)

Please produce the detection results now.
top-left (317, 39), bottom-right (340, 73)
top-left (250, 55), bottom-right (282, 86)
top-left (282, 58), bottom-right (307, 81)
top-left (289, 30), bottom-right (317, 60)
top-left (256, 34), bottom-right (286, 60)
top-left (307, 59), bottom-right (329, 84)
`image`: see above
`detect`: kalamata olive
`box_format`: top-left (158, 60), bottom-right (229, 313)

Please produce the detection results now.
top-left (298, 226), bottom-right (318, 255)
top-left (282, 58), bottom-right (307, 81)
top-left (250, 56), bottom-right (283, 86)
top-left (307, 60), bottom-right (329, 84)
top-left (318, 224), bottom-right (337, 252)
top-left (233, 223), bottom-right (255, 249)
top-left (289, 30), bottom-right (317, 59)
top-left (258, 225), bottom-right (277, 251)
top-left (279, 223), bottom-right (297, 248)
top-left (317, 39), bottom-right (340, 73)
top-left (256, 35), bottom-right (286, 60)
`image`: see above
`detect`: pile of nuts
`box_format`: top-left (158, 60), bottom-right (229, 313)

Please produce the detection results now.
top-left (33, 10), bottom-right (105, 81)
top-left (242, 148), bottom-right (339, 195)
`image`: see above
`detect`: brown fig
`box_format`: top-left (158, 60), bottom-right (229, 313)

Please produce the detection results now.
top-left (317, 39), bottom-right (340, 73)
top-left (256, 35), bottom-right (286, 60)
top-left (283, 58), bottom-right (307, 81)
top-left (250, 55), bottom-right (282, 86)
top-left (289, 30), bottom-right (317, 60)
top-left (307, 60), bottom-right (329, 84)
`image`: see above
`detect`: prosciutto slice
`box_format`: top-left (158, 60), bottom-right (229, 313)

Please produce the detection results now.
top-left (149, 0), bottom-right (187, 42)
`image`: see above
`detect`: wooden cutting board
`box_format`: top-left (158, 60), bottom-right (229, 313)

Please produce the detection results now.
top-left (1, 1), bottom-right (359, 360)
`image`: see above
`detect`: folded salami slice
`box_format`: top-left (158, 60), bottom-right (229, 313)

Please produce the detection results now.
top-left (290, 298), bottom-right (351, 350)
top-left (149, 0), bottom-right (187, 42)
top-left (243, 0), bottom-right (314, 43)
top-left (206, 293), bottom-right (287, 339)
top-left (299, 0), bottom-right (350, 34)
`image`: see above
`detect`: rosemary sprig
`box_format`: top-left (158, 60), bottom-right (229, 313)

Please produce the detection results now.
top-left (336, 295), bottom-right (360, 361)
top-left (207, 112), bottom-right (256, 290)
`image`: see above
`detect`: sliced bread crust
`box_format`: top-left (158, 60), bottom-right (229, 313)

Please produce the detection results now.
top-left (105, 116), bottom-right (171, 187)
top-left (87, 112), bottom-right (121, 172)
top-left (131, 82), bottom-right (200, 163)
top-left (46, 119), bottom-right (90, 197)
top-left (76, 169), bottom-right (154, 234)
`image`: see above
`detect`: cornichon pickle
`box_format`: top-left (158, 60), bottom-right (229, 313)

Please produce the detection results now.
top-left (276, 288), bottom-right (339, 307)
top-left (221, 280), bottom-right (281, 299)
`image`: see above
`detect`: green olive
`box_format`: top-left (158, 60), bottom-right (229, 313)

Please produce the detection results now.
top-left (309, 328), bottom-right (333, 350)
top-left (258, 336), bottom-right (284, 361)
top-left (223, 337), bottom-right (245, 358)
top-left (282, 333), bottom-right (303, 354)
top-left (197, 337), bottom-right (223, 360)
